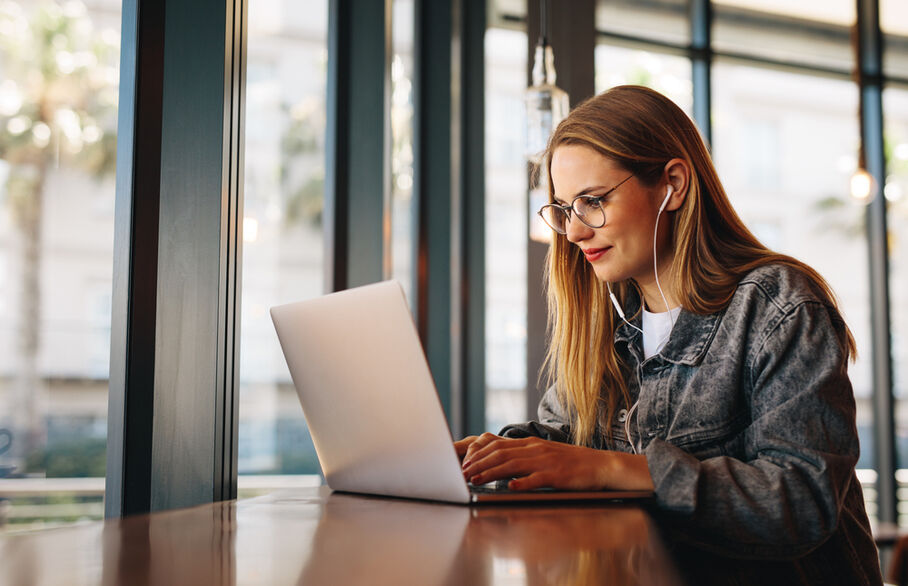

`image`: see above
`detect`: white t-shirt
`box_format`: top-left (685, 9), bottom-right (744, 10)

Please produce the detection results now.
top-left (642, 306), bottom-right (682, 359)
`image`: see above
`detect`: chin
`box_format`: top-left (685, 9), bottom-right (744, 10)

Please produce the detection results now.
top-left (591, 265), bottom-right (621, 283)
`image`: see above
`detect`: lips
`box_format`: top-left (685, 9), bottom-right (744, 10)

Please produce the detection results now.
top-left (582, 247), bottom-right (610, 262)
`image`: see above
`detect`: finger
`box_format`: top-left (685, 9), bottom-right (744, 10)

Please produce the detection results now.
top-left (463, 432), bottom-right (501, 462)
top-left (462, 445), bottom-right (515, 478)
top-left (508, 470), bottom-right (554, 491)
top-left (453, 436), bottom-right (477, 458)
top-left (464, 436), bottom-right (536, 468)
top-left (466, 456), bottom-right (541, 486)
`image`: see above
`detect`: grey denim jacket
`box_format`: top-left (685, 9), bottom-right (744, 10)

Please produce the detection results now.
top-left (502, 264), bottom-right (882, 584)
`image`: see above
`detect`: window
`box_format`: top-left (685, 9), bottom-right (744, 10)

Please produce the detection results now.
top-left (239, 0), bottom-right (328, 485)
top-left (484, 23), bottom-right (528, 433)
top-left (391, 0), bottom-right (415, 304)
top-left (0, 0), bottom-right (120, 531)
top-left (596, 0), bottom-right (690, 46)
top-left (712, 0), bottom-right (854, 71)
top-left (884, 85), bottom-right (908, 526)
top-left (594, 45), bottom-right (692, 115)
top-left (881, 0), bottom-right (908, 78)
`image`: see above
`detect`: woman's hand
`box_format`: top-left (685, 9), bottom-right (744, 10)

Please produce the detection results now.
top-left (458, 433), bottom-right (655, 492)
top-left (454, 435), bottom-right (481, 461)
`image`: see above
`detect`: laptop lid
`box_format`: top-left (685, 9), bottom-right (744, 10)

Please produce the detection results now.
top-left (270, 280), bottom-right (471, 503)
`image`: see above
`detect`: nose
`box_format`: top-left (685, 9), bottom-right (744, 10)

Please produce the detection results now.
top-left (564, 213), bottom-right (593, 244)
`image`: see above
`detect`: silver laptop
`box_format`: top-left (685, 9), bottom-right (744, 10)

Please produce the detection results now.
top-left (270, 280), bottom-right (652, 504)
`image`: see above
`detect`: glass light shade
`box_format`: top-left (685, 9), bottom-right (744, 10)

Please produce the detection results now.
top-left (525, 44), bottom-right (569, 163)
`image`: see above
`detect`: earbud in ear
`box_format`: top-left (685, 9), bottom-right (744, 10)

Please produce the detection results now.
top-left (659, 185), bottom-right (674, 213)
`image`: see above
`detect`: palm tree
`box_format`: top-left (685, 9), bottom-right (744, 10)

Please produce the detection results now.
top-left (0, 0), bottom-right (118, 468)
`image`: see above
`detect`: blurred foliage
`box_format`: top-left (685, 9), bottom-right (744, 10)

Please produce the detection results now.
top-left (812, 194), bottom-right (866, 239)
top-left (280, 100), bottom-right (324, 228)
top-left (0, 0), bottom-right (119, 180)
top-left (25, 437), bottom-right (106, 477)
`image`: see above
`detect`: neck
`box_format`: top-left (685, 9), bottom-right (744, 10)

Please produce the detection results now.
top-left (637, 255), bottom-right (678, 313)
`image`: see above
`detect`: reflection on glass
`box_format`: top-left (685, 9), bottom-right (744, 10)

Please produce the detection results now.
top-left (594, 45), bottom-right (692, 116)
top-left (712, 0), bottom-right (853, 71)
top-left (485, 26), bottom-right (528, 433)
top-left (596, 0), bottom-right (690, 47)
top-left (0, 0), bottom-right (120, 531)
top-left (884, 87), bottom-right (908, 527)
top-left (391, 0), bottom-right (415, 304)
top-left (239, 0), bottom-right (328, 480)
top-left (712, 62), bottom-right (874, 518)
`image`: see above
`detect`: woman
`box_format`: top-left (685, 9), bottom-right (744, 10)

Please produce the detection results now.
top-left (457, 86), bottom-right (881, 583)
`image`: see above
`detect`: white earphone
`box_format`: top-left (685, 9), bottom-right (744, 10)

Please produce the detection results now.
top-left (613, 183), bottom-right (677, 454)
top-left (659, 185), bottom-right (673, 213)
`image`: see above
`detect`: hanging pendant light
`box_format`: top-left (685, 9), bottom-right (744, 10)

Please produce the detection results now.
top-left (526, 0), bottom-right (569, 243)
top-left (524, 0), bottom-right (569, 163)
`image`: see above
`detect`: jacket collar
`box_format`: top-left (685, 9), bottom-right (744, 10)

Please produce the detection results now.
top-left (613, 286), bottom-right (724, 366)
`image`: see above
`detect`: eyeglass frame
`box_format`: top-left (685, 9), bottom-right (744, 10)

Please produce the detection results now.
top-left (536, 174), bottom-right (635, 234)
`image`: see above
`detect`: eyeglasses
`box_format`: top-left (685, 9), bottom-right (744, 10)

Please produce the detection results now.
top-left (536, 175), bottom-right (634, 235)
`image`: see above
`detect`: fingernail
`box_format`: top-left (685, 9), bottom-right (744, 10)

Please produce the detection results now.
top-left (461, 459), bottom-right (471, 469)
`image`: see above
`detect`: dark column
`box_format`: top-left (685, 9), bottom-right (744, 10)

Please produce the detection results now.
top-left (106, 0), bottom-right (247, 516)
top-left (525, 0), bottom-right (595, 420)
top-left (414, 0), bottom-right (455, 425)
top-left (414, 0), bottom-right (485, 437)
top-left (459, 0), bottom-right (486, 436)
top-left (325, 0), bottom-right (391, 291)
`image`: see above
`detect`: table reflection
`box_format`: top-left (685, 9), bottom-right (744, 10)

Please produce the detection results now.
top-left (296, 493), bottom-right (683, 585)
top-left (0, 487), bottom-right (685, 585)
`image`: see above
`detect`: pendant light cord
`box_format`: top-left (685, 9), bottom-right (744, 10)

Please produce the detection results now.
top-left (539, 0), bottom-right (548, 46)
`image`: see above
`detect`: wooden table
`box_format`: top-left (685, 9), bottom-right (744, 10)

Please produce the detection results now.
top-left (0, 486), bottom-right (685, 585)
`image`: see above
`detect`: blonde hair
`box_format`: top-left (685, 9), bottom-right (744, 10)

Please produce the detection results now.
top-left (542, 85), bottom-right (856, 446)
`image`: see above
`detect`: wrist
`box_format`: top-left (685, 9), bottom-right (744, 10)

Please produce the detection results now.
top-left (596, 450), bottom-right (654, 491)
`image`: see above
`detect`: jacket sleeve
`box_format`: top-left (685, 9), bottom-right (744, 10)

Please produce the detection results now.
top-left (644, 300), bottom-right (861, 559)
top-left (498, 385), bottom-right (572, 443)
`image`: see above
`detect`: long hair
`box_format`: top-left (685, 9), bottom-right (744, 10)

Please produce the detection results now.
top-left (542, 85), bottom-right (856, 447)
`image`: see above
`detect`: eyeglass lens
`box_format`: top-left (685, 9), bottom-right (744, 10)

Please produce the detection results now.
top-left (540, 198), bottom-right (605, 233)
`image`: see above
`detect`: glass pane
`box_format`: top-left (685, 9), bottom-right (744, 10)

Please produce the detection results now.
top-left (713, 0), bottom-right (854, 71)
top-left (594, 45), bottom-right (693, 117)
top-left (596, 0), bottom-right (690, 47)
top-left (485, 26), bottom-right (527, 433)
top-left (884, 86), bottom-right (908, 527)
top-left (391, 0), bottom-right (415, 303)
top-left (713, 61), bottom-right (874, 521)
top-left (0, 0), bottom-right (120, 531)
top-left (239, 0), bottom-right (328, 488)
top-left (882, 0), bottom-right (908, 79)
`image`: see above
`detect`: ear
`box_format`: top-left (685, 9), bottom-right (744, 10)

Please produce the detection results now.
top-left (662, 158), bottom-right (690, 212)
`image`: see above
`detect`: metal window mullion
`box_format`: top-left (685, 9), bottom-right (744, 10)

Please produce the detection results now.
top-left (857, 0), bottom-right (896, 526)
top-left (691, 0), bottom-right (712, 146)
top-left (213, 0), bottom-right (247, 503)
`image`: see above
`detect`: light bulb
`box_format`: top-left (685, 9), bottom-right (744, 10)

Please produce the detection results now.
top-left (850, 169), bottom-right (875, 203)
